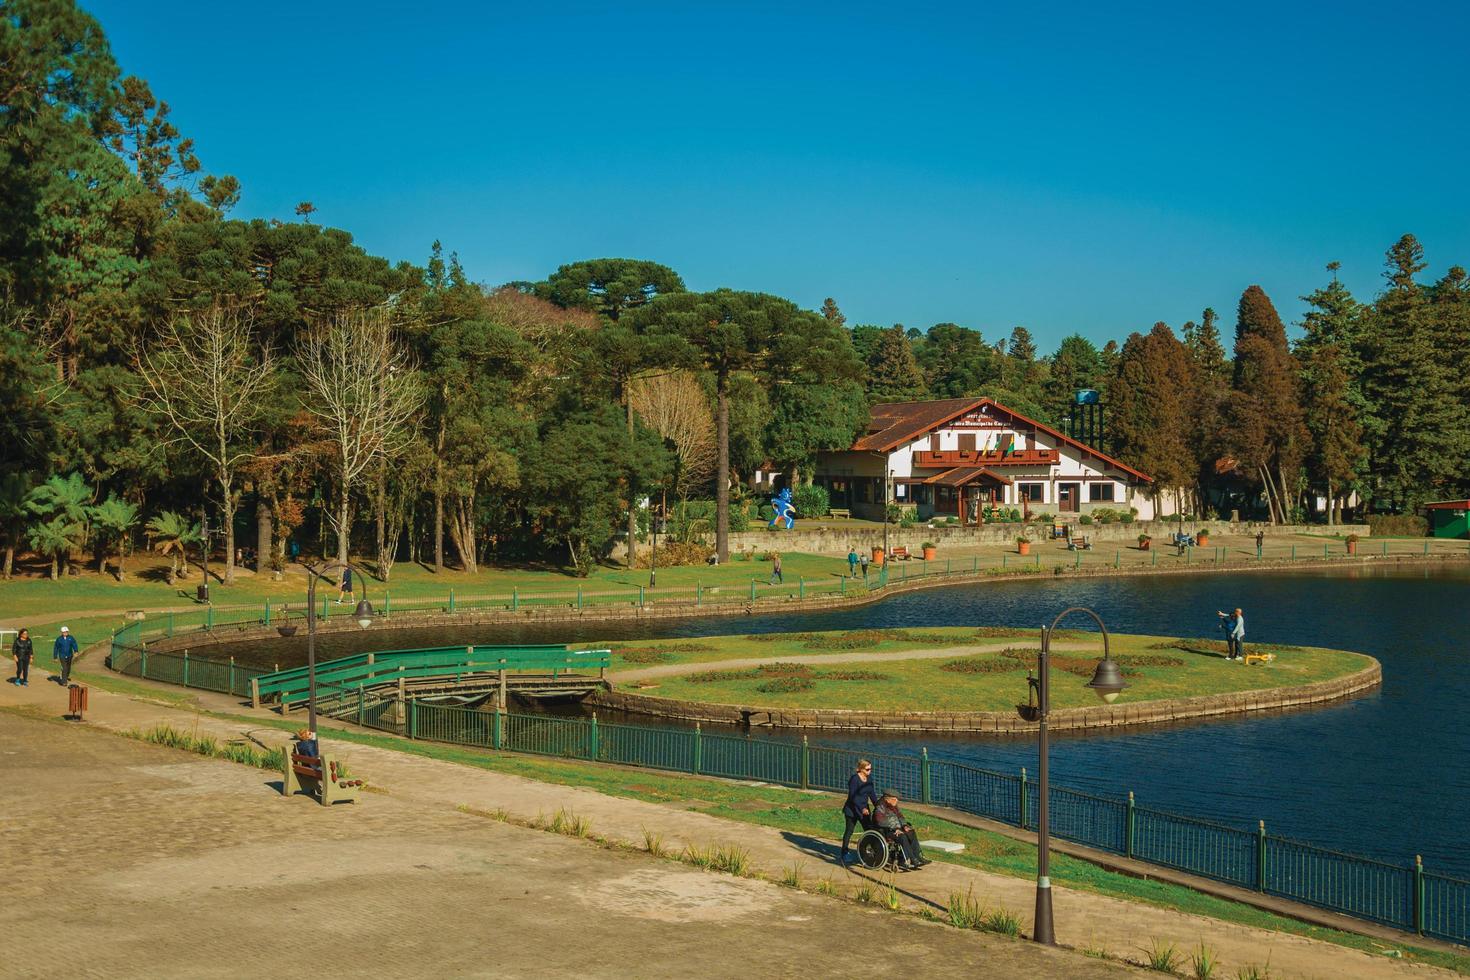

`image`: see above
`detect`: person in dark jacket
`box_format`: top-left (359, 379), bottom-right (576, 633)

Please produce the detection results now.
top-left (873, 789), bottom-right (929, 868)
top-left (839, 759), bottom-right (879, 864)
top-left (12, 628), bottom-right (33, 686)
top-left (53, 626), bottom-right (78, 685)
top-left (294, 729), bottom-right (319, 758)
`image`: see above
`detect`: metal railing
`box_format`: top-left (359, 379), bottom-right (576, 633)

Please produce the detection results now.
top-left (354, 700), bottom-right (1467, 945)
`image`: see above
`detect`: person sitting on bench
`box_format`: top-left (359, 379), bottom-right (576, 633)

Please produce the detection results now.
top-left (873, 789), bottom-right (930, 869)
top-left (294, 728), bottom-right (319, 758)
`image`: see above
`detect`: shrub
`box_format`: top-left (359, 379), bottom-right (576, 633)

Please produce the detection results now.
top-left (1120, 513), bottom-right (1134, 525)
top-left (1197, 527), bottom-right (1213, 537)
top-left (1346, 533), bottom-right (1360, 543)
top-left (1368, 513), bottom-right (1426, 536)
top-left (791, 484), bottom-right (829, 519)
top-left (756, 675), bottom-right (815, 694)
top-left (1016, 534), bottom-right (1032, 544)
top-left (981, 906), bottom-right (1021, 936)
top-left (946, 516), bottom-right (959, 525)
top-left (1034, 512), bottom-right (1054, 524)
top-left (729, 504), bottom-right (751, 532)
top-left (899, 510), bottom-right (916, 528)
top-left (618, 649), bottom-right (674, 665)
top-left (940, 656), bottom-right (1022, 674)
top-left (885, 503), bottom-right (904, 523)
top-left (818, 669), bottom-right (889, 681)
top-left (947, 886), bottom-right (987, 930)
top-left (920, 540), bottom-right (936, 550)
top-left (758, 504), bottom-right (776, 521)
top-left (802, 628), bottom-right (927, 650)
top-left (1138, 533), bottom-right (1151, 543)
top-left (634, 540), bottom-right (713, 568)
top-left (1078, 514), bottom-right (1094, 525)
top-left (1141, 939), bottom-right (1182, 973)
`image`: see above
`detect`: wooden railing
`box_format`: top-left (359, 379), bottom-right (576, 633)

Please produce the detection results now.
top-left (913, 448), bottom-right (1059, 467)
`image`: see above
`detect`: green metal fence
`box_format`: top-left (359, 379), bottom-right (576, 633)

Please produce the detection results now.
top-left (359, 700), bottom-right (1468, 945)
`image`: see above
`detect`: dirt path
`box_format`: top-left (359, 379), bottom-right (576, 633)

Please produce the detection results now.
top-left (1, 653), bottom-right (1454, 980)
top-left (612, 640), bottom-right (1092, 683)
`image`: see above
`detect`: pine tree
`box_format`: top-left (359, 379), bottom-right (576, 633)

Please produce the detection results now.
top-left (1297, 264), bottom-right (1366, 523)
top-left (1228, 286), bottom-right (1309, 523)
top-left (1108, 324), bottom-right (1194, 512)
top-left (1182, 308), bottom-right (1231, 512)
top-left (865, 325), bottom-right (927, 402)
top-left (1043, 334), bottom-right (1103, 430)
top-left (1427, 265), bottom-right (1470, 497)
top-left (820, 297), bottom-right (846, 329)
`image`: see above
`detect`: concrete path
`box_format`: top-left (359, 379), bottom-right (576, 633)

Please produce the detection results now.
top-left (0, 659), bottom-right (1456, 980)
top-left (611, 640), bottom-right (1094, 683)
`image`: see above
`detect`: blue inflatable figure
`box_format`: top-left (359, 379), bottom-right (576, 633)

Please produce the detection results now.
top-left (768, 487), bottom-right (796, 530)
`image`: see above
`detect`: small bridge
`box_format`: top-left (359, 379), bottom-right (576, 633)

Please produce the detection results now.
top-left (251, 644), bottom-right (612, 718)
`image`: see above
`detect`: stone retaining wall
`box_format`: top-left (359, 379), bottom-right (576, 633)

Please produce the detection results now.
top-left (590, 660), bottom-right (1383, 734)
top-left (725, 522), bottom-right (1369, 554)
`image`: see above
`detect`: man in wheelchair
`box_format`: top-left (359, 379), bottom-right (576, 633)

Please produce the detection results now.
top-left (855, 789), bottom-right (931, 871)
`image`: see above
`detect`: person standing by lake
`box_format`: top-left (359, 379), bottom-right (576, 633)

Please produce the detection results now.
top-left (770, 552), bottom-right (783, 585)
top-left (1217, 607), bottom-right (1245, 661)
top-left (839, 759), bottom-right (879, 864)
top-left (847, 546), bottom-right (859, 578)
top-left (1255, 531), bottom-right (1265, 559)
top-left (53, 626), bottom-right (78, 685)
top-left (336, 565), bottom-right (353, 604)
top-left (12, 628), bottom-right (33, 686)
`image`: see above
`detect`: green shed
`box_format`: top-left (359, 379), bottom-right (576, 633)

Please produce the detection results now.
top-left (1425, 500), bottom-right (1470, 539)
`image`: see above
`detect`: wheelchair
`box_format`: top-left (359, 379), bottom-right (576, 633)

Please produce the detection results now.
top-left (855, 825), bottom-right (918, 871)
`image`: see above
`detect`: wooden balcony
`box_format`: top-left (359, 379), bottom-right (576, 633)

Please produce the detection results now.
top-left (912, 448), bottom-right (1059, 467)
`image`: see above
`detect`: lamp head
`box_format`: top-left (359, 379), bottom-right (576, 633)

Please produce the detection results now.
top-left (353, 598), bottom-right (375, 629)
top-left (1085, 657), bottom-right (1128, 704)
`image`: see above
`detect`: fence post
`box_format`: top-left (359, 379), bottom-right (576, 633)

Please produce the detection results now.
top-left (577, 587), bottom-right (583, 611)
top-left (749, 579), bottom-right (756, 602)
top-left (692, 723), bottom-right (702, 775)
top-left (206, 606), bottom-right (213, 630)
top-left (229, 656), bottom-right (236, 695)
top-left (250, 677), bottom-right (260, 709)
top-left (1216, 546), bottom-right (1222, 564)
top-left (1256, 820), bottom-right (1267, 891)
top-left (972, 556), bottom-right (977, 572)
top-left (1152, 549), bottom-right (1157, 567)
top-left (589, 713), bottom-right (600, 760)
top-left (1002, 554), bottom-right (1008, 569)
top-left (798, 577), bottom-right (805, 599)
top-left (358, 687), bottom-right (365, 725)
top-left (167, 612), bottom-right (174, 637)
top-left (385, 591), bottom-right (391, 618)
top-left (921, 748), bottom-right (932, 804)
top-left (264, 601), bottom-right (271, 627)
top-left (1424, 541), bottom-right (1429, 556)
top-left (696, 582), bottom-right (702, 605)
top-left (408, 698), bottom-right (417, 739)
top-left (512, 587), bottom-right (519, 611)
top-left (1383, 540), bottom-right (1388, 557)
top-left (1125, 791), bottom-right (1136, 859)
top-left (321, 596), bottom-right (328, 621)
top-left (182, 651), bottom-right (190, 688)
top-left (1115, 550), bottom-right (1120, 569)
top-left (1074, 550), bottom-right (1080, 569)
top-left (1034, 552), bottom-right (1040, 570)
top-left (1414, 854), bottom-right (1426, 935)
top-left (840, 577), bottom-right (845, 596)
top-left (1291, 545), bottom-right (1296, 560)
top-left (141, 648), bottom-right (148, 678)
top-left (449, 589), bottom-right (456, 613)
top-left (800, 736), bottom-right (810, 789)
top-left (946, 558), bottom-right (951, 573)
top-left (1186, 546), bottom-right (1192, 565)
top-left (638, 586), bottom-right (644, 608)
top-left (1019, 767), bottom-right (1028, 829)
top-left (493, 708), bottom-right (503, 750)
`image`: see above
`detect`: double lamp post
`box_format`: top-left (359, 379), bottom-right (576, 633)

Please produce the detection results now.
top-left (1019, 606), bottom-right (1128, 946)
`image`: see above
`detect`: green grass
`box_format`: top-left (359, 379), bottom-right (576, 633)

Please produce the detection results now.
top-left (140, 705), bottom-right (1466, 976)
top-left (612, 628), bottom-right (1371, 712)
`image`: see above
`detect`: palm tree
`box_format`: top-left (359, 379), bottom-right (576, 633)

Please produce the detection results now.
top-left (25, 473), bottom-right (90, 577)
top-left (146, 511), bottom-right (200, 585)
top-left (89, 495), bottom-right (140, 579)
top-left (0, 473), bottom-right (31, 579)
top-left (28, 517), bottom-right (85, 581)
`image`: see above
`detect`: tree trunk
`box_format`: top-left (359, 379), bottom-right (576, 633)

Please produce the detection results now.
top-left (3, 542), bottom-right (12, 580)
top-left (116, 535), bottom-right (126, 580)
top-left (1257, 466), bottom-right (1278, 524)
top-left (626, 393), bottom-right (638, 567)
top-left (166, 554), bottom-right (176, 586)
top-left (1275, 462), bottom-right (1294, 526)
top-left (1325, 478), bottom-right (1335, 527)
top-left (336, 480), bottom-right (350, 563)
top-left (221, 475), bottom-right (237, 585)
top-left (715, 369), bottom-right (730, 562)
top-left (447, 493), bottom-right (478, 575)
top-left (375, 466), bottom-right (387, 580)
top-left (50, 554), bottom-right (58, 580)
top-left (434, 412), bottom-right (446, 572)
top-left (256, 499), bottom-right (272, 573)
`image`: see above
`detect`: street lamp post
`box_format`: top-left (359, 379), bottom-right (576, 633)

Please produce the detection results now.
top-left (303, 560), bottom-right (375, 736)
top-left (1019, 606), bottom-right (1128, 945)
top-left (198, 511), bottom-right (210, 604)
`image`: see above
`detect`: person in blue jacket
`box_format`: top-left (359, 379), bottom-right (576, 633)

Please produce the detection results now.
top-left (840, 759), bottom-right (880, 863)
top-left (53, 626), bottom-right (79, 685)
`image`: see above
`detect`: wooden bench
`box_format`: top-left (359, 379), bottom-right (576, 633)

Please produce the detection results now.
top-left (889, 546), bottom-right (912, 561)
top-left (1067, 535), bottom-right (1093, 551)
top-left (828, 508), bottom-right (851, 520)
top-left (283, 751), bottom-right (362, 805)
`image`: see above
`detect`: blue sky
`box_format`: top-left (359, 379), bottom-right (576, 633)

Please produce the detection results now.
top-left (88, 1), bottom-right (1470, 350)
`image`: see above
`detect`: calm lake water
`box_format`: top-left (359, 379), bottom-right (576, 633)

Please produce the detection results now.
top-left (232, 563), bottom-right (1470, 877)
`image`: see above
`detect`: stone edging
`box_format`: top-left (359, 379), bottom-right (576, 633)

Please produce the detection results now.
top-left (589, 659), bottom-right (1383, 734)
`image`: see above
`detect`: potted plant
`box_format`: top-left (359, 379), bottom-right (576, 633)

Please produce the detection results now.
top-left (1017, 535), bottom-right (1032, 556)
top-left (871, 545), bottom-right (886, 567)
top-left (921, 541), bottom-right (937, 561)
top-left (1137, 533), bottom-right (1151, 551)
top-left (1196, 527), bottom-right (1212, 547)
top-left (1346, 533), bottom-right (1360, 555)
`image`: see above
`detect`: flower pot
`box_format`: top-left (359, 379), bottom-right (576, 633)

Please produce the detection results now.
top-left (1017, 541), bottom-right (1032, 556)
top-left (1138, 540), bottom-right (1151, 551)
top-left (922, 546), bottom-right (937, 561)
top-left (1346, 541), bottom-right (1358, 555)
top-left (871, 546), bottom-right (886, 567)
top-left (1196, 534), bottom-right (1210, 547)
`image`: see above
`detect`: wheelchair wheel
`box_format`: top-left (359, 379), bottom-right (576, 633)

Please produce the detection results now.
top-left (856, 829), bottom-right (889, 870)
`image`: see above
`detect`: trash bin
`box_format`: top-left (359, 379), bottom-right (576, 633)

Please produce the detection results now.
top-left (197, 583), bottom-right (209, 603)
top-left (66, 683), bottom-right (87, 721)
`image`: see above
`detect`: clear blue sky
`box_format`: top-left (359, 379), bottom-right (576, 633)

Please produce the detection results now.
top-left (88, 1), bottom-right (1470, 350)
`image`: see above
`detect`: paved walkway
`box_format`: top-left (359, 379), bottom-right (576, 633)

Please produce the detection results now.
top-left (0, 659), bottom-right (1457, 979)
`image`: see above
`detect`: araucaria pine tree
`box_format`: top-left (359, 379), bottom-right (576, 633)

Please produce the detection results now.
top-left (1227, 286), bottom-right (1308, 523)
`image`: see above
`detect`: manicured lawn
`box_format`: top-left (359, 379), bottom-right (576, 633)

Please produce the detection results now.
top-left (606, 628), bottom-right (1373, 712)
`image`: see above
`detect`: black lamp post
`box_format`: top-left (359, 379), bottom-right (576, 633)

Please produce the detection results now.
top-left (303, 560), bottom-right (375, 736)
top-left (1019, 606), bottom-right (1127, 945)
top-left (198, 511), bottom-right (210, 604)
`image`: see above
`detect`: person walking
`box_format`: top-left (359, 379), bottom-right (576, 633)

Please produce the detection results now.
top-left (859, 552), bottom-right (870, 583)
top-left (12, 628), bottom-right (33, 686)
top-left (1255, 530), bottom-right (1265, 559)
top-left (53, 626), bottom-right (78, 685)
top-left (1217, 607), bottom-right (1245, 661)
top-left (770, 552), bottom-right (783, 585)
top-left (847, 546), bottom-right (859, 578)
top-left (336, 565), bottom-right (353, 604)
top-left (839, 759), bottom-right (879, 864)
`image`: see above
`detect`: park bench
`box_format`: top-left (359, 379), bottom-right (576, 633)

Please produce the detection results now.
top-left (828, 508), bottom-right (851, 520)
top-left (1067, 535), bottom-right (1093, 551)
top-left (889, 546), bottom-right (912, 561)
top-left (283, 751), bottom-right (361, 805)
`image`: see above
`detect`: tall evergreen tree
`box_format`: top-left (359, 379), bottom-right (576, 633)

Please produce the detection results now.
top-left (1042, 334), bottom-right (1103, 429)
top-left (819, 297), bottom-right (845, 329)
top-left (864, 325), bottom-right (927, 402)
top-left (1108, 323), bottom-right (1194, 511)
top-left (1227, 286), bottom-right (1308, 522)
top-left (916, 323), bottom-right (996, 397)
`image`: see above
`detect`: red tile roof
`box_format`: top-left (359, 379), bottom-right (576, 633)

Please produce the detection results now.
top-left (926, 467), bottom-right (1013, 487)
top-left (853, 397), bottom-right (1153, 482)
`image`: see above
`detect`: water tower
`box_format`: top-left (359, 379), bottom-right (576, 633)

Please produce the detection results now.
top-left (1067, 389), bottom-right (1103, 447)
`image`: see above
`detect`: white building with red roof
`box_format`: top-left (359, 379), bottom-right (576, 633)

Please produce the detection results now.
top-left (813, 397), bottom-right (1167, 523)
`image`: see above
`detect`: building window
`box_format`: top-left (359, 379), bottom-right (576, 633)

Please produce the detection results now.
top-left (1089, 482), bottom-right (1116, 502)
top-left (1018, 483), bottom-right (1045, 502)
